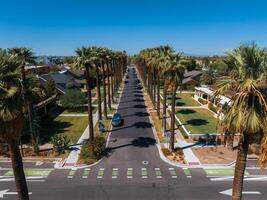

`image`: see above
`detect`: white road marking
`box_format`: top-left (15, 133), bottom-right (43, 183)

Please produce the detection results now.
top-left (220, 188), bottom-right (261, 196)
top-left (0, 189), bottom-right (32, 198)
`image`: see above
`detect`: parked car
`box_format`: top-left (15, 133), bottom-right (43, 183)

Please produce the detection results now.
top-left (111, 113), bottom-right (123, 127)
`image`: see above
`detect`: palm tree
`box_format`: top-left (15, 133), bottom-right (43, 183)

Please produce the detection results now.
top-left (164, 53), bottom-right (185, 151)
top-left (93, 47), bottom-right (103, 121)
top-left (201, 66), bottom-right (217, 85)
top-left (99, 48), bottom-right (109, 118)
top-left (214, 43), bottom-right (267, 200)
top-left (8, 47), bottom-right (39, 154)
top-left (74, 47), bottom-right (95, 142)
top-left (157, 46), bottom-right (174, 130)
top-left (0, 52), bottom-right (29, 200)
top-left (106, 50), bottom-right (112, 109)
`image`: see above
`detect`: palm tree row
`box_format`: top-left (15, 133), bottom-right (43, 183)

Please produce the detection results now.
top-left (136, 43), bottom-right (267, 200)
top-left (135, 45), bottom-right (186, 151)
top-left (74, 46), bottom-right (127, 144)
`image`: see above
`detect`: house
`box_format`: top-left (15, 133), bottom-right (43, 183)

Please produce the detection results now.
top-left (194, 86), bottom-right (231, 113)
top-left (182, 70), bottom-right (202, 90)
top-left (38, 69), bottom-right (87, 94)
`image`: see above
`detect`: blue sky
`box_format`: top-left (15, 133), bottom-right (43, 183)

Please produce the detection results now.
top-left (1, 0), bottom-right (267, 56)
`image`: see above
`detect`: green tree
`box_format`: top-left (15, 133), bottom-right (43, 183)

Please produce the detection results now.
top-left (182, 58), bottom-right (196, 71)
top-left (60, 89), bottom-right (87, 111)
top-left (0, 52), bottom-right (29, 200)
top-left (74, 47), bottom-right (96, 142)
top-left (214, 43), bottom-right (267, 200)
top-left (44, 78), bottom-right (57, 97)
top-left (201, 67), bottom-right (217, 85)
top-left (8, 47), bottom-right (41, 154)
top-left (164, 53), bottom-right (185, 151)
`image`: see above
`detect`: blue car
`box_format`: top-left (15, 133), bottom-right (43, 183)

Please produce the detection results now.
top-left (112, 113), bottom-right (123, 127)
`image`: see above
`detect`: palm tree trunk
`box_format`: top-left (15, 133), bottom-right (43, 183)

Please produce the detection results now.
top-left (153, 69), bottom-right (156, 108)
top-left (102, 64), bottom-right (107, 118)
top-left (157, 73), bottom-right (160, 118)
top-left (232, 134), bottom-right (250, 200)
top-left (9, 141), bottom-right (29, 200)
top-left (107, 63), bottom-right (112, 109)
top-left (85, 68), bottom-right (94, 142)
top-left (169, 87), bottom-right (176, 152)
top-left (96, 67), bottom-right (102, 121)
top-left (163, 85), bottom-right (167, 132)
top-left (112, 62), bottom-right (116, 101)
top-left (27, 103), bottom-right (39, 154)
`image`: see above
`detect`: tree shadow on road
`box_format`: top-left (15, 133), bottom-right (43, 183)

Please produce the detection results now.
top-left (105, 137), bottom-right (156, 156)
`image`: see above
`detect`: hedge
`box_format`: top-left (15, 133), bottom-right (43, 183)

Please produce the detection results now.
top-left (208, 103), bottom-right (218, 113)
top-left (198, 98), bottom-right (208, 105)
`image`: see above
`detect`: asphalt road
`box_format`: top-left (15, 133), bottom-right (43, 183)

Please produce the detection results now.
top-left (1, 67), bottom-right (267, 200)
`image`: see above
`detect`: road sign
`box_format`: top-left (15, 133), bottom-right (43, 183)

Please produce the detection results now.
top-left (0, 189), bottom-right (32, 198)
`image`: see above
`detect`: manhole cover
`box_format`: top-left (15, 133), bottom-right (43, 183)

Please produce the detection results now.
top-left (142, 161), bottom-right (149, 165)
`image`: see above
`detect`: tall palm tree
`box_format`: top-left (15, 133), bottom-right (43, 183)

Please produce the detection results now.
top-left (93, 47), bottom-right (103, 121)
top-left (99, 48), bottom-right (109, 118)
top-left (74, 47), bottom-right (95, 142)
top-left (164, 53), bottom-right (185, 151)
top-left (214, 43), bottom-right (267, 200)
top-left (0, 52), bottom-right (29, 200)
top-left (157, 46), bottom-right (174, 128)
top-left (201, 66), bottom-right (217, 85)
top-left (8, 47), bottom-right (39, 154)
top-left (106, 50), bottom-right (112, 109)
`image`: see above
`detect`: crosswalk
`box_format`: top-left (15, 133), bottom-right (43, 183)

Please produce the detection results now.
top-left (64, 167), bottom-right (192, 180)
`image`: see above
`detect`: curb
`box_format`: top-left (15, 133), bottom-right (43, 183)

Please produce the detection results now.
top-left (136, 67), bottom-right (238, 169)
top-left (54, 77), bottom-right (126, 169)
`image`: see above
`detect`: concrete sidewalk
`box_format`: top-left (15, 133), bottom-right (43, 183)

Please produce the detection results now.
top-left (58, 84), bottom-right (124, 169)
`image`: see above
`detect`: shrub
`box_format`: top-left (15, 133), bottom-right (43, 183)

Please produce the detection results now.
top-left (208, 103), bottom-right (218, 113)
top-left (198, 98), bottom-right (208, 105)
top-left (161, 148), bottom-right (172, 156)
top-left (80, 136), bottom-right (106, 162)
top-left (51, 135), bottom-right (70, 154)
top-left (60, 89), bottom-right (87, 111)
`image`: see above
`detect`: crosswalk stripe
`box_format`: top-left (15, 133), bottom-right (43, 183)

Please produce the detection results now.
top-left (127, 168), bottom-right (133, 178)
top-left (112, 168), bottom-right (118, 178)
top-left (169, 168), bottom-right (177, 178)
top-left (68, 170), bottom-right (76, 179)
top-left (141, 168), bottom-right (147, 178)
top-left (82, 169), bottom-right (90, 178)
top-left (183, 168), bottom-right (191, 178)
top-left (155, 168), bottom-right (162, 178)
top-left (97, 169), bottom-right (104, 178)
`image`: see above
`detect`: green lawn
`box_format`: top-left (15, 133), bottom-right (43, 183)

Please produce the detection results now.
top-left (176, 108), bottom-right (219, 135)
top-left (40, 116), bottom-right (88, 145)
top-left (167, 93), bottom-right (200, 107)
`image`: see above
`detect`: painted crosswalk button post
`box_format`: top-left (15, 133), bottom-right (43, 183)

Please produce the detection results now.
top-left (127, 168), bottom-right (133, 178)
